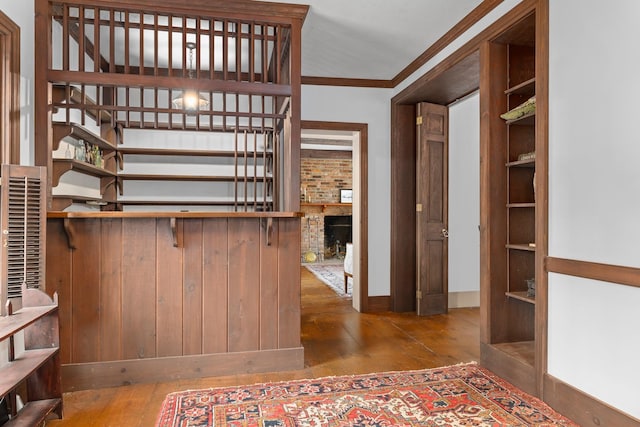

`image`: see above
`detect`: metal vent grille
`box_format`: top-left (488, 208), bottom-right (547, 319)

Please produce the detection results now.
top-left (6, 175), bottom-right (44, 298)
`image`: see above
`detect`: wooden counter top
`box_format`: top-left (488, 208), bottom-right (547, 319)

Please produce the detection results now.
top-left (47, 211), bottom-right (304, 219)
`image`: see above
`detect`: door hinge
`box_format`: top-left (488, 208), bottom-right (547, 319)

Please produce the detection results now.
top-left (416, 116), bottom-right (423, 125)
top-left (416, 203), bottom-right (423, 212)
top-left (416, 290), bottom-right (422, 300)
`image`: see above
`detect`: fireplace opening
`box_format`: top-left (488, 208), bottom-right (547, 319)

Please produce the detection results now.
top-left (324, 215), bottom-right (352, 259)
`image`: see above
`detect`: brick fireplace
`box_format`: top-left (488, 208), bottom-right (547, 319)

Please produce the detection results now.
top-left (300, 157), bottom-right (352, 261)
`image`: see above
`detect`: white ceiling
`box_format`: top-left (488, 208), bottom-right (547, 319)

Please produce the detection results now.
top-left (262, 0), bottom-right (483, 80)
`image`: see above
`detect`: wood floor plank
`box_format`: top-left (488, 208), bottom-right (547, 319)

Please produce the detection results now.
top-left (47, 266), bottom-right (480, 426)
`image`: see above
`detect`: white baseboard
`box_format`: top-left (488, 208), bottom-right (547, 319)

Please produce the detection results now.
top-left (448, 290), bottom-right (480, 308)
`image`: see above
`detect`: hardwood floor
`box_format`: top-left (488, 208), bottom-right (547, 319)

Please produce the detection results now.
top-left (46, 267), bottom-right (479, 426)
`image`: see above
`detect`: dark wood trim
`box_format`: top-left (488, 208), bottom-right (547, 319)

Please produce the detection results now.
top-left (62, 347), bottom-right (304, 392)
top-left (535, 0), bottom-right (550, 398)
top-left (392, 0), bottom-right (505, 87)
top-left (543, 374), bottom-right (640, 427)
top-left (481, 342), bottom-right (536, 396)
top-left (301, 120), bottom-right (369, 312)
top-left (546, 257), bottom-right (640, 289)
top-left (301, 76), bottom-right (393, 89)
top-left (55, 0), bottom-right (310, 24)
top-left (389, 104), bottom-right (416, 312)
top-left (393, 0), bottom-right (537, 105)
top-left (0, 11), bottom-right (21, 164)
top-left (367, 296), bottom-right (391, 313)
top-left (301, 149), bottom-right (352, 160)
top-left (300, 0), bottom-right (503, 89)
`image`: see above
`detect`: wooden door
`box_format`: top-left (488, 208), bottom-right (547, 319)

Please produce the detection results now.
top-left (416, 102), bottom-right (448, 316)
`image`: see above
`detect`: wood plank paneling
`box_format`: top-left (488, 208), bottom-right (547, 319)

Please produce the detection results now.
top-left (121, 219), bottom-right (157, 360)
top-left (182, 219), bottom-right (203, 355)
top-left (156, 218), bottom-right (183, 357)
top-left (202, 219), bottom-right (229, 354)
top-left (100, 219), bottom-right (122, 361)
top-left (228, 219), bottom-right (261, 352)
top-left (278, 218), bottom-right (301, 349)
top-left (48, 216), bottom-right (303, 389)
top-left (45, 220), bottom-right (72, 364)
top-left (260, 219), bottom-right (279, 350)
top-left (71, 219), bottom-right (100, 363)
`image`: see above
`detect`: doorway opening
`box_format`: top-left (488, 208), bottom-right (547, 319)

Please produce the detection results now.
top-left (301, 121), bottom-right (369, 312)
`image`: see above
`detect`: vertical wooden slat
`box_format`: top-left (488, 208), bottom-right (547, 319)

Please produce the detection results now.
top-left (275, 25), bottom-right (281, 84)
top-left (260, 219), bottom-right (279, 349)
top-left (243, 129), bottom-right (248, 210)
top-left (277, 218), bottom-right (301, 348)
top-left (121, 218), bottom-right (157, 360)
top-left (78, 6), bottom-right (85, 73)
top-left (233, 128), bottom-right (238, 210)
top-left (227, 219), bottom-right (260, 352)
top-left (235, 21), bottom-right (241, 81)
top-left (109, 8), bottom-right (115, 73)
top-left (202, 219), bottom-right (229, 354)
top-left (71, 219), bottom-right (100, 363)
top-left (100, 218), bottom-right (123, 361)
top-left (261, 24), bottom-right (268, 83)
top-left (156, 218), bottom-right (183, 357)
top-left (63, 6), bottom-right (69, 72)
top-left (154, 14), bottom-right (159, 128)
top-left (93, 7), bottom-right (100, 73)
top-left (209, 18), bottom-right (215, 80)
top-left (45, 220), bottom-right (72, 364)
top-left (168, 14), bottom-right (173, 130)
top-left (223, 20), bottom-right (228, 80)
top-left (182, 219), bottom-right (203, 355)
top-left (253, 130), bottom-right (258, 208)
top-left (249, 23), bottom-right (255, 82)
top-left (124, 11), bottom-right (130, 127)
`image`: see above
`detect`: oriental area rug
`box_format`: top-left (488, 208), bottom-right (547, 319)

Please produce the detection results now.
top-left (155, 363), bottom-right (577, 427)
top-left (304, 262), bottom-right (352, 297)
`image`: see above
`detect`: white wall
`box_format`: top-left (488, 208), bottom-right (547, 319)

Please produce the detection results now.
top-left (547, 0), bottom-right (640, 418)
top-left (448, 92), bottom-right (480, 297)
top-left (1, 4), bottom-right (35, 164)
top-left (301, 85), bottom-right (392, 296)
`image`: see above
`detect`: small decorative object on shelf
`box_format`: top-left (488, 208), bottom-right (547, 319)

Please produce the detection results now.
top-left (518, 151), bottom-right (536, 161)
top-left (526, 278), bottom-right (536, 297)
top-left (500, 96), bottom-right (536, 120)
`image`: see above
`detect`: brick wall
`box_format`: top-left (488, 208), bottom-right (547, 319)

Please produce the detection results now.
top-left (300, 157), bottom-right (352, 260)
top-left (301, 158), bottom-right (352, 203)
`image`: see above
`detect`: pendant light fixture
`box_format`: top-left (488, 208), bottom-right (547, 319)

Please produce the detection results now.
top-left (172, 41), bottom-right (209, 113)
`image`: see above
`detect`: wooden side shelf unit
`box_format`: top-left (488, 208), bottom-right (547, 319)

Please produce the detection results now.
top-left (480, 10), bottom-right (541, 397)
top-left (0, 288), bottom-right (62, 426)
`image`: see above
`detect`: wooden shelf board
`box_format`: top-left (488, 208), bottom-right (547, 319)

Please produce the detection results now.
top-left (0, 348), bottom-right (59, 396)
top-left (47, 211), bottom-right (303, 219)
top-left (504, 77), bottom-right (535, 95)
top-left (0, 306), bottom-right (58, 341)
top-left (52, 122), bottom-right (116, 151)
top-left (506, 158), bottom-right (535, 168)
top-left (507, 203), bottom-right (535, 208)
top-left (3, 398), bottom-right (62, 427)
top-left (53, 158), bottom-right (116, 178)
top-left (506, 243), bottom-right (536, 252)
top-left (506, 111), bottom-right (535, 126)
top-left (491, 341), bottom-right (535, 368)
top-left (119, 147), bottom-right (273, 157)
top-left (115, 199), bottom-right (272, 206)
top-left (506, 291), bottom-right (536, 304)
top-left (117, 174), bottom-right (272, 181)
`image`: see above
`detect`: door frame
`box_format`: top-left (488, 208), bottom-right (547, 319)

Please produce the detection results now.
top-left (390, 0), bottom-right (541, 312)
top-left (301, 120), bottom-right (369, 312)
top-left (0, 10), bottom-right (21, 164)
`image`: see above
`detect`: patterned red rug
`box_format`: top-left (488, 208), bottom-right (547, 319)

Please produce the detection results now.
top-left (156, 363), bottom-right (577, 426)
